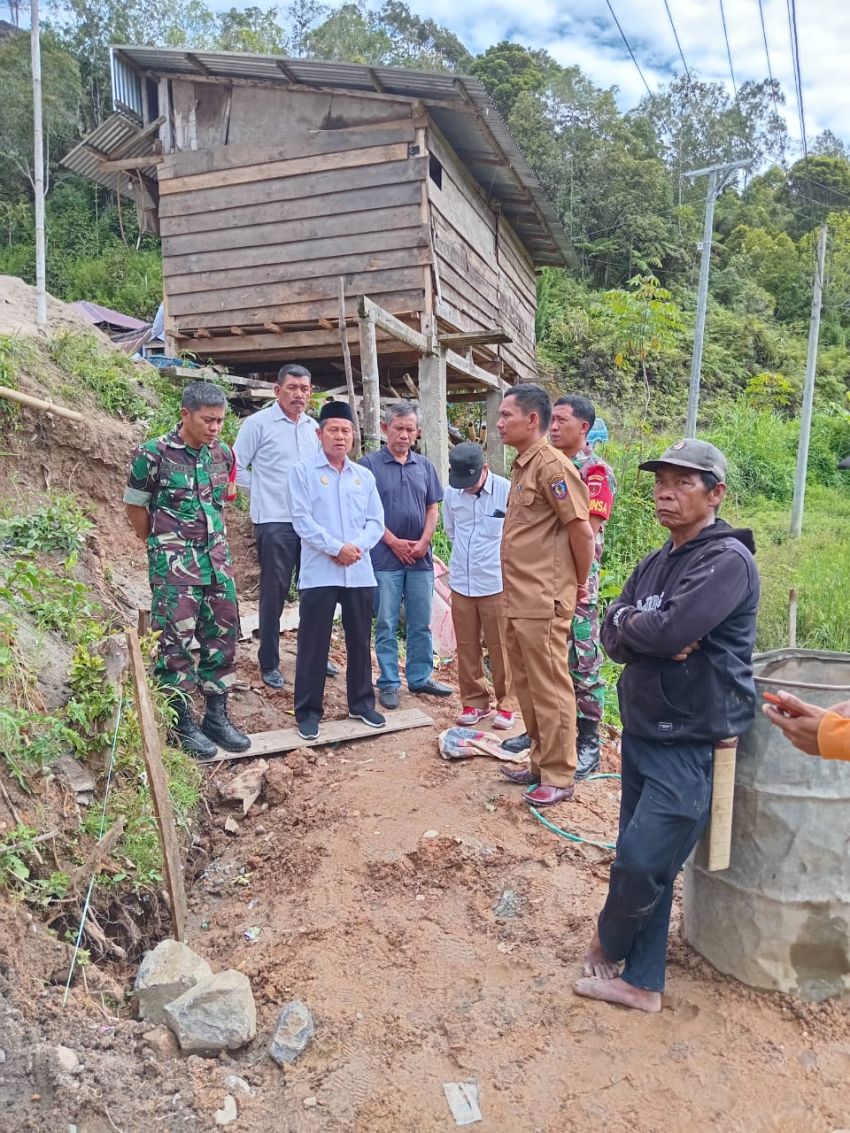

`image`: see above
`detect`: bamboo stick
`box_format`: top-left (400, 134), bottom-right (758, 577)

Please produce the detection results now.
top-left (0, 385), bottom-right (84, 422)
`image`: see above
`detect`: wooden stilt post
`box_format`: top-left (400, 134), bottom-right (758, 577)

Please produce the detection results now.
top-left (338, 276), bottom-right (362, 459)
top-left (485, 388), bottom-right (506, 476)
top-left (419, 348), bottom-right (449, 483)
top-left (358, 313), bottom-right (381, 453)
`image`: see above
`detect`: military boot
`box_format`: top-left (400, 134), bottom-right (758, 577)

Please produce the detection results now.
top-left (201, 693), bottom-right (251, 753)
top-left (574, 717), bottom-right (601, 781)
top-left (170, 700), bottom-right (218, 761)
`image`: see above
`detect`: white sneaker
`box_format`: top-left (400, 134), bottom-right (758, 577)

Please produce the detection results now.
top-left (455, 706), bottom-right (494, 726)
top-left (492, 711), bottom-right (516, 731)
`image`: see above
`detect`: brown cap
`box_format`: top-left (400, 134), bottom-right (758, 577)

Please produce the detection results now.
top-left (639, 438), bottom-right (727, 481)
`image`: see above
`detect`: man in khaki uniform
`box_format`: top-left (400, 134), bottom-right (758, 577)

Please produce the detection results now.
top-left (496, 383), bottom-right (594, 806)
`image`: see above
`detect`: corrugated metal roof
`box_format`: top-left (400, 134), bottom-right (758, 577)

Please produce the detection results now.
top-left (107, 46), bottom-right (574, 268)
top-left (70, 300), bottom-right (148, 330)
top-left (61, 112), bottom-right (160, 197)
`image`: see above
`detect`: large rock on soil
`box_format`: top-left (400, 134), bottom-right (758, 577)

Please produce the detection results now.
top-left (269, 1000), bottom-right (315, 1066)
top-left (163, 970), bottom-right (257, 1054)
top-left (135, 940), bottom-right (213, 1025)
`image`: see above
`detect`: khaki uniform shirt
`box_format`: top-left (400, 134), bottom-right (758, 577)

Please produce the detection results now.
top-left (501, 437), bottom-right (590, 620)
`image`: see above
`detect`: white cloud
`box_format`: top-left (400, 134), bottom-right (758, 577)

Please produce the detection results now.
top-left (410, 0), bottom-right (849, 144)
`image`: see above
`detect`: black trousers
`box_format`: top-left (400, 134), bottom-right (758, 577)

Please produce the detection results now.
top-left (255, 521), bottom-right (300, 672)
top-left (294, 586), bottom-right (376, 722)
top-left (597, 731), bottom-right (713, 992)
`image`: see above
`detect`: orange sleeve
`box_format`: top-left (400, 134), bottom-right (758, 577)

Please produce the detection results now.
top-left (817, 712), bottom-right (850, 761)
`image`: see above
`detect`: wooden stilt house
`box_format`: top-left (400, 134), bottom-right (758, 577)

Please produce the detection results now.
top-left (64, 48), bottom-right (574, 476)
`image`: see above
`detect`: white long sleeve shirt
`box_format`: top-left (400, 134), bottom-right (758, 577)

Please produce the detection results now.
top-left (442, 471), bottom-right (511, 597)
top-left (289, 451), bottom-right (385, 589)
top-left (233, 402), bottom-right (320, 523)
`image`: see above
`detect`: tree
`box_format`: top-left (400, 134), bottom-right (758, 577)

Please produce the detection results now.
top-left (307, 3), bottom-right (391, 64)
top-left (783, 155), bottom-right (850, 232)
top-left (0, 30), bottom-right (82, 196)
top-left (470, 41), bottom-right (547, 120)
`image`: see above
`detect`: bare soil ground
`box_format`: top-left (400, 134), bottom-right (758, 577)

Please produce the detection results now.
top-left (3, 621), bottom-right (849, 1132)
top-left (0, 302), bottom-right (848, 1131)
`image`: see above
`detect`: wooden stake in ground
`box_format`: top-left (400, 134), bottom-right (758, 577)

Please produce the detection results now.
top-left (337, 275), bottom-right (362, 458)
top-left (707, 737), bottom-right (738, 872)
top-left (126, 627), bottom-right (187, 940)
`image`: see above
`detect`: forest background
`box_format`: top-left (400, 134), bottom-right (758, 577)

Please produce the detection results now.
top-left (1, 0), bottom-right (850, 663)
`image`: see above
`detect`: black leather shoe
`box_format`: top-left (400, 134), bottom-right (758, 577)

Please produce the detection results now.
top-left (261, 668), bottom-right (285, 689)
top-left (379, 687), bottom-right (399, 710)
top-left (500, 732), bottom-right (532, 754)
top-left (201, 693), bottom-right (251, 753)
top-left (297, 716), bottom-right (320, 741)
top-left (170, 700), bottom-right (217, 760)
top-left (410, 679), bottom-right (452, 697)
top-left (326, 660), bottom-right (340, 677)
top-left (574, 718), bottom-right (601, 780)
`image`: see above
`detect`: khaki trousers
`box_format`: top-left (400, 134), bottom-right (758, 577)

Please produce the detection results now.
top-left (507, 615), bottom-right (577, 788)
top-left (451, 590), bottom-right (516, 712)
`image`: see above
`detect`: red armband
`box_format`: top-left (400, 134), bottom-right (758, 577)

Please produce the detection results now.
top-left (226, 457), bottom-right (238, 503)
top-left (585, 464), bottom-right (613, 520)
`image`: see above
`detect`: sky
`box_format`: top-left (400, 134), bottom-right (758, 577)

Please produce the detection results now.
top-left (405, 0), bottom-right (848, 147)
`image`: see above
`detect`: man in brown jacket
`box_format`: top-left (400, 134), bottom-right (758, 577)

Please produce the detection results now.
top-left (496, 383), bottom-right (594, 806)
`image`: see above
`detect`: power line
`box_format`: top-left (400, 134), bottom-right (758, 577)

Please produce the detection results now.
top-left (786, 0), bottom-right (809, 164)
top-left (662, 0), bottom-right (692, 85)
top-left (603, 0), bottom-right (653, 98)
top-left (718, 0), bottom-right (747, 144)
top-left (756, 0), bottom-right (786, 166)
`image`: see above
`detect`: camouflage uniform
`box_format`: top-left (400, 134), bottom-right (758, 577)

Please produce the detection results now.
top-left (124, 428), bottom-right (239, 697)
top-left (569, 445), bottom-right (617, 723)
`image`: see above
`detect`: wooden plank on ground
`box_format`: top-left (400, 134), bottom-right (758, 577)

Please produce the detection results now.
top-left (126, 628), bottom-right (188, 941)
top-left (205, 707), bottom-right (435, 763)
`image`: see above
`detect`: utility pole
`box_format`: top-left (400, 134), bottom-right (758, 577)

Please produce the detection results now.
top-left (684, 159), bottom-right (750, 436)
top-left (790, 223), bottom-right (828, 538)
top-left (31, 0), bottom-right (47, 328)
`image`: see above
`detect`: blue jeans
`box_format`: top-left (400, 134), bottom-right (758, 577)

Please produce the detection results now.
top-left (374, 569), bottom-right (435, 690)
top-left (597, 731), bottom-right (713, 992)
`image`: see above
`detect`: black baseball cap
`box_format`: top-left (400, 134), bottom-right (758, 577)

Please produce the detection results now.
top-left (639, 438), bottom-right (727, 481)
top-left (449, 442), bottom-right (485, 489)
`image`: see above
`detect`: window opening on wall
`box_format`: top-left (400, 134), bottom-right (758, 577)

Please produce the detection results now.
top-left (429, 154), bottom-right (443, 189)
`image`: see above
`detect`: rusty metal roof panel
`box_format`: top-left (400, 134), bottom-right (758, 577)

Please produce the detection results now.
top-left (102, 46), bottom-right (574, 266)
top-left (60, 112), bottom-right (159, 196)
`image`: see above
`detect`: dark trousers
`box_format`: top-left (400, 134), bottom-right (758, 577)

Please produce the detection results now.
top-left (294, 586), bottom-right (376, 722)
top-left (255, 521), bottom-right (300, 672)
top-left (597, 731), bottom-right (713, 992)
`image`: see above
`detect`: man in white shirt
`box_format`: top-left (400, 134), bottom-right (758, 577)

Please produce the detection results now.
top-left (233, 364), bottom-right (325, 690)
top-left (289, 401), bottom-right (386, 741)
top-left (443, 442), bottom-right (516, 730)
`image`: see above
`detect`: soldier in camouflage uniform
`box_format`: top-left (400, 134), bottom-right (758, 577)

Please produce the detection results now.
top-left (501, 394), bottom-right (616, 779)
top-left (124, 381), bottom-right (250, 759)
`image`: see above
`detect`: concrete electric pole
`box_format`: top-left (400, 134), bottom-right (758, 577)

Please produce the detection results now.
top-left (31, 0), bottom-right (47, 328)
top-left (684, 159), bottom-right (750, 436)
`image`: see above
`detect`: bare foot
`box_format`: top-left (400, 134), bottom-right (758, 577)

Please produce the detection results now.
top-left (573, 976), bottom-right (663, 1013)
top-left (582, 929), bottom-right (620, 979)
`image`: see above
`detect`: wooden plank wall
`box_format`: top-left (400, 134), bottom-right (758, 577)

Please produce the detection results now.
top-left (157, 106), bottom-right (429, 338)
top-left (425, 124), bottom-right (538, 382)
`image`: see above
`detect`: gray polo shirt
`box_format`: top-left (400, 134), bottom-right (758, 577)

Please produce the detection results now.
top-left (233, 402), bottom-right (319, 524)
top-left (359, 447), bottom-right (443, 572)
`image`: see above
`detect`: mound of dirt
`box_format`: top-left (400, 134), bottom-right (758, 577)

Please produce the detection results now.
top-left (0, 275), bottom-right (113, 342)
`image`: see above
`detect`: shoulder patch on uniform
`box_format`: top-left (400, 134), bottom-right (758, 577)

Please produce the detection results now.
top-left (550, 478), bottom-right (569, 500)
